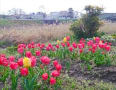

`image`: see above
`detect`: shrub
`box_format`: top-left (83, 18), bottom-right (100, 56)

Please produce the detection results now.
top-left (70, 5), bottom-right (103, 39)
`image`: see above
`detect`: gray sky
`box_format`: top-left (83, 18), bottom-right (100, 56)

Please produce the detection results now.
top-left (0, 0), bottom-right (116, 14)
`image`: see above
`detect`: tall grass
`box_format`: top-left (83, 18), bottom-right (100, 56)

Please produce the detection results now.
top-left (99, 21), bottom-right (116, 34)
top-left (0, 24), bottom-right (71, 44)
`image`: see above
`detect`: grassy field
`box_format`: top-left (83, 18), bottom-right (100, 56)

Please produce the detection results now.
top-left (0, 20), bottom-right (116, 45)
top-left (99, 21), bottom-right (116, 34)
top-left (0, 23), bottom-right (71, 44)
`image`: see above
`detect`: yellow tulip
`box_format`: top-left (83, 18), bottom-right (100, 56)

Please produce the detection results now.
top-left (23, 57), bottom-right (31, 68)
top-left (57, 40), bottom-right (60, 44)
top-left (63, 37), bottom-right (67, 43)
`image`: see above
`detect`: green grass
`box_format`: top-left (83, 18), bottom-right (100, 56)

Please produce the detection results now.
top-left (62, 75), bottom-right (116, 90)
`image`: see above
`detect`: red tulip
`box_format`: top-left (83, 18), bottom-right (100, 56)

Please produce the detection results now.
top-left (1, 57), bottom-right (9, 66)
top-left (66, 36), bottom-right (70, 41)
top-left (51, 48), bottom-right (55, 51)
top-left (68, 47), bottom-right (73, 52)
top-left (46, 46), bottom-right (51, 51)
top-left (0, 54), bottom-right (6, 57)
top-left (30, 56), bottom-right (36, 67)
top-left (40, 56), bottom-right (51, 65)
top-left (51, 70), bottom-right (60, 77)
top-left (10, 62), bottom-right (18, 70)
top-left (99, 43), bottom-right (104, 49)
top-left (31, 45), bottom-right (35, 48)
top-left (105, 45), bottom-right (111, 51)
top-left (72, 42), bottom-right (77, 48)
top-left (28, 44), bottom-right (32, 49)
top-left (17, 58), bottom-right (23, 66)
top-left (31, 41), bottom-right (35, 45)
top-left (92, 44), bottom-right (97, 50)
top-left (36, 43), bottom-right (40, 47)
top-left (40, 44), bottom-right (45, 49)
top-left (8, 56), bottom-right (15, 62)
top-left (87, 40), bottom-right (93, 46)
top-left (56, 44), bottom-right (59, 49)
top-left (79, 49), bottom-right (83, 53)
top-left (17, 47), bottom-right (24, 54)
top-left (18, 44), bottom-right (26, 48)
top-left (35, 50), bottom-right (41, 56)
top-left (88, 48), bottom-right (92, 51)
top-left (66, 42), bottom-right (70, 47)
top-left (20, 68), bottom-right (28, 76)
top-left (2, 59), bottom-right (9, 67)
top-left (55, 64), bottom-right (62, 71)
top-left (77, 44), bottom-right (83, 49)
top-left (53, 60), bottom-right (58, 67)
top-left (94, 37), bottom-right (100, 43)
top-left (81, 43), bottom-right (85, 48)
top-left (61, 43), bottom-right (65, 47)
top-left (42, 73), bottom-right (48, 80)
top-left (25, 51), bottom-right (32, 58)
top-left (92, 49), bottom-right (96, 53)
top-left (50, 77), bottom-right (56, 85)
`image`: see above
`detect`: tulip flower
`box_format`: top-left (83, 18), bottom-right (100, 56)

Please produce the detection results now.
top-left (42, 73), bottom-right (48, 80)
top-left (0, 54), bottom-right (6, 57)
top-left (17, 47), bottom-right (24, 54)
top-left (79, 49), bottom-right (83, 53)
top-left (46, 46), bottom-right (51, 51)
top-left (105, 45), bottom-right (111, 51)
top-left (25, 51), bottom-right (32, 58)
top-left (92, 44), bottom-right (97, 50)
top-left (92, 49), bottom-right (96, 53)
top-left (66, 42), bottom-right (70, 47)
top-left (66, 36), bottom-right (70, 41)
top-left (40, 56), bottom-right (51, 65)
top-left (61, 43), bottom-right (65, 47)
top-left (72, 42), bottom-right (77, 48)
top-left (30, 56), bottom-right (36, 67)
top-left (94, 37), bottom-right (100, 43)
top-left (2, 59), bottom-right (9, 67)
top-left (28, 44), bottom-right (32, 49)
top-left (50, 77), bottom-right (56, 85)
top-left (8, 56), bottom-right (15, 62)
top-left (35, 50), bottom-right (41, 56)
top-left (40, 44), bottom-right (45, 49)
top-left (23, 57), bottom-right (31, 68)
top-left (63, 37), bottom-right (67, 43)
top-left (53, 60), bottom-right (59, 67)
top-left (56, 44), bottom-right (59, 49)
top-left (10, 62), bottom-right (18, 70)
top-left (77, 44), bottom-right (83, 49)
top-left (17, 58), bottom-right (23, 66)
top-left (20, 68), bottom-right (28, 76)
top-left (55, 64), bottom-right (62, 71)
top-left (57, 40), bottom-right (60, 45)
top-left (51, 70), bottom-right (60, 77)
top-left (68, 47), bottom-right (73, 52)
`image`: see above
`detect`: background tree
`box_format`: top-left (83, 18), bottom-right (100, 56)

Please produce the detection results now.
top-left (8, 8), bottom-right (25, 19)
top-left (70, 5), bottom-right (103, 39)
top-left (8, 8), bottom-right (25, 15)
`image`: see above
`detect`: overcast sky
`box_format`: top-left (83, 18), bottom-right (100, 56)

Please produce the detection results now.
top-left (0, 0), bottom-right (116, 14)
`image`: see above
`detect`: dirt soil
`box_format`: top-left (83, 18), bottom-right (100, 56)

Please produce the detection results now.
top-left (61, 60), bottom-right (116, 84)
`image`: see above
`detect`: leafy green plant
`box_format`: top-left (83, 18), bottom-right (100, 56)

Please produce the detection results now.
top-left (70, 5), bottom-right (103, 39)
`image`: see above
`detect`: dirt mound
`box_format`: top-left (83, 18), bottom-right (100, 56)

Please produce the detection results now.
top-left (62, 60), bottom-right (116, 83)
